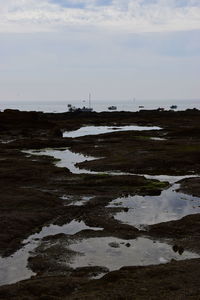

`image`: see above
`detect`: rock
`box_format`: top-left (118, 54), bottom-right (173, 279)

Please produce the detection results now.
top-left (172, 245), bottom-right (184, 255)
top-left (172, 245), bottom-right (179, 252)
top-left (109, 242), bottom-right (120, 248)
top-left (140, 287), bottom-right (148, 292)
top-left (51, 127), bottom-right (63, 138)
top-left (178, 246), bottom-right (184, 255)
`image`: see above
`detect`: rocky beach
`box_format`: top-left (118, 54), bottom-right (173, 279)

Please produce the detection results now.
top-left (0, 108), bottom-right (200, 299)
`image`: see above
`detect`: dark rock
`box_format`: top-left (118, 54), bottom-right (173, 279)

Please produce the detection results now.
top-left (109, 242), bottom-right (120, 248)
top-left (51, 127), bottom-right (63, 138)
top-left (178, 247), bottom-right (184, 255)
top-left (172, 245), bottom-right (179, 252)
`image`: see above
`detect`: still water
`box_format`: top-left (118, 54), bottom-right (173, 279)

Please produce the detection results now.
top-left (25, 148), bottom-right (97, 174)
top-left (63, 125), bottom-right (161, 138)
top-left (68, 237), bottom-right (199, 271)
top-left (108, 184), bottom-right (200, 229)
top-left (25, 148), bottom-right (198, 184)
top-left (0, 220), bottom-right (102, 286)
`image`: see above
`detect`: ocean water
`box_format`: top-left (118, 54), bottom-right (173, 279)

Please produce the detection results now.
top-left (0, 99), bottom-right (199, 113)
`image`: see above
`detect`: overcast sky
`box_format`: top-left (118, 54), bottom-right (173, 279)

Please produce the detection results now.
top-left (0, 0), bottom-right (200, 102)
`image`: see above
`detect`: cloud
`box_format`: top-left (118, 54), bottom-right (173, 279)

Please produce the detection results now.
top-left (0, 0), bottom-right (200, 33)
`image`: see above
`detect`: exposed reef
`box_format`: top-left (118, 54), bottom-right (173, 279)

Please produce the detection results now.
top-left (0, 109), bottom-right (200, 299)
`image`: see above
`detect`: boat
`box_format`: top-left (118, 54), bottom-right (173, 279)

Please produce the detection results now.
top-left (68, 93), bottom-right (93, 112)
top-left (170, 105), bottom-right (177, 109)
top-left (80, 106), bottom-right (93, 112)
top-left (68, 106), bottom-right (77, 112)
top-left (139, 105), bottom-right (144, 108)
top-left (68, 106), bottom-right (93, 112)
top-left (108, 106), bottom-right (117, 110)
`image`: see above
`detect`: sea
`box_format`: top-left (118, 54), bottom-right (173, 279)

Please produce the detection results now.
top-left (0, 99), bottom-right (199, 113)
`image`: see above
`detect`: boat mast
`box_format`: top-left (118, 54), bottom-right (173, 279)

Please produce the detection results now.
top-left (89, 93), bottom-right (91, 109)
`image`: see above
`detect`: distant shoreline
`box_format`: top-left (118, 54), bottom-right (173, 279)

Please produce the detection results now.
top-left (1, 99), bottom-right (200, 113)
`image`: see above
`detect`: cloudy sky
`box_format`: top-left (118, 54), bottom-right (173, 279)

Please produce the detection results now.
top-left (0, 0), bottom-right (200, 102)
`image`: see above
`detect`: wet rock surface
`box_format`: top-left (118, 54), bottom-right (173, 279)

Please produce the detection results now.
top-left (179, 177), bottom-right (200, 197)
top-left (0, 109), bottom-right (200, 298)
top-left (0, 259), bottom-right (200, 299)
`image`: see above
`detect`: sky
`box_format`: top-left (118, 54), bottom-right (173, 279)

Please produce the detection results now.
top-left (0, 0), bottom-right (200, 102)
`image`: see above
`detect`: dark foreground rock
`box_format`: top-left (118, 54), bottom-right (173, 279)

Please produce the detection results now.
top-left (0, 259), bottom-right (200, 299)
top-left (0, 109), bottom-right (200, 298)
top-left (179, 177), bottom-right (200, 197)
top-left (0, 146), bottom-right (165, 256)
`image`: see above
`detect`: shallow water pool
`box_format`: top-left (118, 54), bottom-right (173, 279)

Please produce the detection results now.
top-left (108, 184), bottom-right (200, 228)
top-left (68, 236), bottom-right (199, 272)
top-left (63, 125), bottom-right (161, 138)
top-left (0, 220), bottom-right (102, 286)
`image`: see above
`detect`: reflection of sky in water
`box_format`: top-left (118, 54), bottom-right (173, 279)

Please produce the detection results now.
top-left (143, 174), bottom-right (197, 184)
top-left (61, 195), bottom-right (93, 206)
top-left (69, 237), bottom-right (199, 272)
top-left (24, 149), bottom-right (198, 183)
top-left (150, 137), bottom-right (166, 141)
top-left (26, 220), bottom-right (102, 242)
top-left (108, 184), bottom-right (200, 228)
top-left (63, 125), bottom-right (161, 138)
top-left (0, 220), bottom-right (102, 286)
top-left (25, 149), bottom-right (98, 174)
top-left (0, 242), bottom-right (36, 287)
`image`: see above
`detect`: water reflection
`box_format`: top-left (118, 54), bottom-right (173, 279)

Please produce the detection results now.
top-left (143, 174), bottom-right (197, 184)
top-left (0, 139), bottom-right (16, 144)
top-left (63, 125), bottom-right (161, 138)
top-left (69, 237), bottom-right (199, 272)
top-left (61, 195), bottom-right (93, 206)
top-left (108, 184), bottom-right (200, 228)
top-left (25, 149), bottom-right (98, 174)
top-left (24, 149), bottom-right (198, 184)
top-left (0, 242), bottom-right (36, 286)
top-left (0, 220), bottom-right (102, 286)
top-left (150, 137), bottom-right (166, 141)
top-left (26, 220), bottom-right (103, 242)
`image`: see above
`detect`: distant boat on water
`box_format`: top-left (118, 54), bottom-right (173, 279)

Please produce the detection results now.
top-left (69, 106), bottom-right (93, 112)
top-left (139, 105), bottom-right (144, 108)
top-left (170, 105), bottom-right (177, 109)
top-left (68, 93), bottom-right (93, 112)
top-left (108, 106), bottom-right (117, 110)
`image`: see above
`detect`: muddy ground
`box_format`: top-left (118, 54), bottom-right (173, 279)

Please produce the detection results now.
top-left (0, 109), bottom-right (200, 299)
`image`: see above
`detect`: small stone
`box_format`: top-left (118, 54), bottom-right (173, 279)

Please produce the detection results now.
top-left (109, 242), bottom-right (120, 248)
top-left (178, 246), bottom-right (184, 255)
top-left (172, 245), bottom-right (178, 252)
